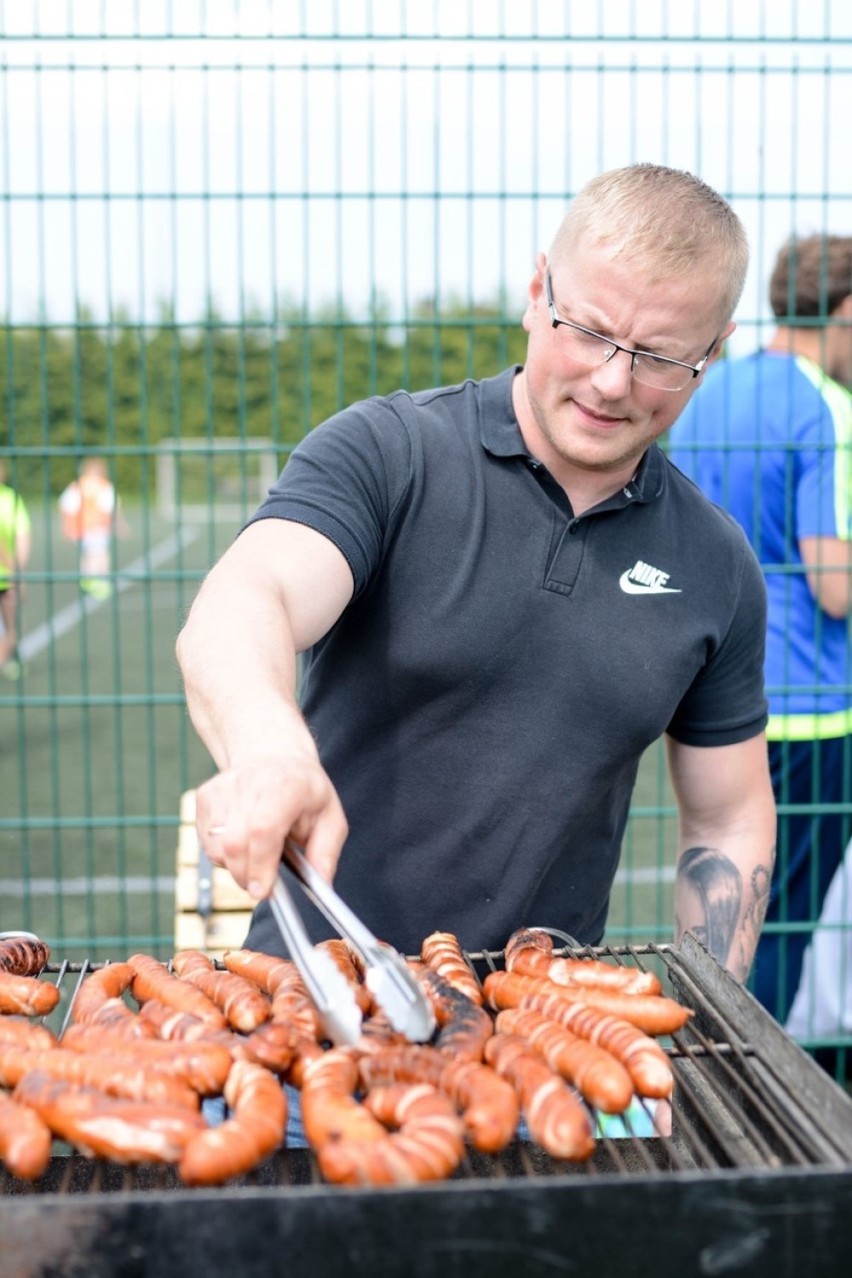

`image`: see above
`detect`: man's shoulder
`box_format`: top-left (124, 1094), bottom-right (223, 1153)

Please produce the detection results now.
top-left (316, 369), bottom-right (514, 443)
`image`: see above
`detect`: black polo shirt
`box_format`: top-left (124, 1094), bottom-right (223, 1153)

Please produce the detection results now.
top-left (244, 366), bottom-right (767, 956)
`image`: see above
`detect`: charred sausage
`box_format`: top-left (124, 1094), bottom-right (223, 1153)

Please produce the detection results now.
top-left (420, 932), bottom-right (483, 1005)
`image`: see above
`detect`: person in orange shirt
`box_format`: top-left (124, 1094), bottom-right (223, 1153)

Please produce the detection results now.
top-left (58, 457), bottom-right (128, 598)
top-left (0, 459), bottom-right (32, 677)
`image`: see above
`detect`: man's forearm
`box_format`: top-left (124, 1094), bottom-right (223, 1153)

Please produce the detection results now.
top-left (176, 582), bottom-right (317, 773)
top-left (674, 843), bottom-right (774, 983)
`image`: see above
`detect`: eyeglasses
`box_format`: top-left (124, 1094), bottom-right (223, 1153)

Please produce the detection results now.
top-left (544, 271), bottom-right (718, 393)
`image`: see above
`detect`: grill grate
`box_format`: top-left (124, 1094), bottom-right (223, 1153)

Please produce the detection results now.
top-left (3, 934), bottom-right (851, 1199)
top-left (3, 935), bottom-right (852, 1278)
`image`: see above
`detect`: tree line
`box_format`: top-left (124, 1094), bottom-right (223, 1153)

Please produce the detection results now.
top-left (0, 299), bottom-right (528, 499)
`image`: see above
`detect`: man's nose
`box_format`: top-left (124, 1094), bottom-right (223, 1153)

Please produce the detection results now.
top-left (588, 348), bottom-right (634, 398)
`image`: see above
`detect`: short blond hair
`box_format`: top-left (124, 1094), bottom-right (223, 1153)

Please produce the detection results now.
top-left (549, 164), bottom-right (749, 324)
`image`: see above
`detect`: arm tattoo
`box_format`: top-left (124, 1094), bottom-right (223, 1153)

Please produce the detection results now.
top-left (675, 844), bottom-right (775, 982)
top-left (675, 845), bottom-right (741, 969)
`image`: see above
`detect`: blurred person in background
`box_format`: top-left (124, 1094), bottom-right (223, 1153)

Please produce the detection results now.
top-left (669, 233), bottom-right (852, 1031)
top-left (59, 456), bottom-right (128, 599)
top-left (177, 163), bottom-right (775, 987)
top-left (0, 459), bottom-right (32, 680)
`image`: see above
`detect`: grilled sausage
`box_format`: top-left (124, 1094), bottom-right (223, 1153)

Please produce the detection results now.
top-left (482, 969), bottom-right (690, 1037)
top-left (222, 950), bottom-right (323, 1040)
top-left (0, 1016), bottom-right (57, 1051)
top-left (508, 990), bottom-right (674, 1098)
top-left (505, 928), bottom-right (662, 996)
top-left (484, 1032), bottom-right (595, 1162)
top-left (14, 1071), bottom-right (205, 1164)
top-left (60, 1023), bottom-right (233, 1096)
top-left (315, 940), bottom-right (373, 1014)
top-left (138, 999), bottom-right (233, 1044)
top-left (69, 963), bottom-right (136, 1024)
top-left (494, 1006), bottom-right (634, 1114)
top-left (179, 1060), bottom-right (288, 1186)
top-left (84, 998), bottom-right (158, 1038)
top-left (299, 1047), bottom-right (388, 1149)
top-left (359, 1044), bottom-right (520, 1154)
top-left (0, 972), bottom-right (60, 1018)
top-left (0, 1089), bottom-right (53, 1180)
top-left (221, 948), bottom-right (292, 994)
top-left (0, 1042), bottom-right (201, 1110)
top-left (127, 954), bottom-right (229, 1030)
top-left (318, 1083), bottom-right (465, 1186)
top-left (420, 932), bottom-right (483, 1005)
top-left (410, 962), bottom-right (493, 1061)
top-left (0, 937), bottom-right (50, 977)
top-left (172, 950), bottom-right (271, 1033)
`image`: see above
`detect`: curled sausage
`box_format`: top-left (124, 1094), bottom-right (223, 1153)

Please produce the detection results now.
top-left (505, 928), bottom-right (662, 996)
top-left (299, 1047), bottom-right (387, 1149)
top-left (179, 1060), bottom-right (287, 1186)
top-left (0, 972), bottom-right (60, 1018)
top-left (484, 1032), bottom-right (595, 1162)
top-left (318, 1083), bottom-right (465, 1186)
top-left (0, 1089), bottom-right (53, 1180)
top-left (14, 1071), bottom-right (205, 1164)
top-left (223, 950), bottom-right (323, 1041)
top-left (69, 963), bottom-right (136, 1026)
top-left (421, 932), bottom-right (483, 1005)
top-left (172, 950), bottom-right (271, 1033)
top-left (359, 1044), bottom-right (519, 1155)
top-left (127, 954), bottom-right (228, 1030)
top-left (0, 937), bottom-right (50, 977)
top-left (494, 1006), bottom-right (634, 1114)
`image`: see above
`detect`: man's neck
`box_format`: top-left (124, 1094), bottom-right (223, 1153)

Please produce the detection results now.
top-left (765, 326), bottom-right (830, 369)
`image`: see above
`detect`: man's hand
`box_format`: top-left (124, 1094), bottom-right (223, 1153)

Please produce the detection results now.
top-left (195, 755), bottom-right (349, 900)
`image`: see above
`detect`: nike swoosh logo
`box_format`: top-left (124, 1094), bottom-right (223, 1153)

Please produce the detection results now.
top-left (619, 571), bottom-right (682, 595)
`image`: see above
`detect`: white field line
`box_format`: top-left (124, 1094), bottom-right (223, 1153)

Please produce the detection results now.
top-left (0, 864), bottom-right (676, 899)
top-left (18, 527), bottom-right (201, 663)
top-left (0, 875), bottom-right (176, 898)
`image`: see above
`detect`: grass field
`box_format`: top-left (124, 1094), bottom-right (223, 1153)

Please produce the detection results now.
top-left (0, 501), bottom-right (679, 961)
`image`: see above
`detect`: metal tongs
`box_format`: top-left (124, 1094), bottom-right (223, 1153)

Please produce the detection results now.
top-left (208, 829), bottom-right (435, 1047)
top-left (272, 842), bottom-right (436, 1047)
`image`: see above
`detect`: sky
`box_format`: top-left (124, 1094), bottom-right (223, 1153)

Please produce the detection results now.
top-left (1, 1), bottom-right (851, 356)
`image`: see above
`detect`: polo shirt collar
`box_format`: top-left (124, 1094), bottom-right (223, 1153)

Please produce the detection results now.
top-left (479, 365), bottom-right (665, 505)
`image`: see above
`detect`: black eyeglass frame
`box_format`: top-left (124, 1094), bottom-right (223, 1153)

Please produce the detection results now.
top-left (544, 270), bottom-right (718, 392)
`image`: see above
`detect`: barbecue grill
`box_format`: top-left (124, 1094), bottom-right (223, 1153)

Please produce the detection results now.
top-left (3, 933), bottom-right (851, 1278)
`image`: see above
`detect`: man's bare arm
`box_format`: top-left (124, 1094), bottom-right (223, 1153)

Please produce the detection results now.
top-left (667, 735), bottom-right (776, 982)
top-left (799, 535), bottom-right (852, 620)
top-left (176, 518), bottom-right (355, 895)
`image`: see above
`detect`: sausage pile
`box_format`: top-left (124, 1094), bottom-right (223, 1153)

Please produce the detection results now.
top-left (0, 927), bottom-right (692, 1188)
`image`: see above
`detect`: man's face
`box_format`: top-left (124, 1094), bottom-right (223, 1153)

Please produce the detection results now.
top-left (518, 239), bottom-right (734, 483)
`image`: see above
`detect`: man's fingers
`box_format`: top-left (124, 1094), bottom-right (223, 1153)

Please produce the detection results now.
top-left (193, 759), bottom-right (348, 900)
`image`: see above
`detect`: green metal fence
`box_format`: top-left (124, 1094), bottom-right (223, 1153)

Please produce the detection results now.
top-left (1, 6), bottom-right (850, 1063)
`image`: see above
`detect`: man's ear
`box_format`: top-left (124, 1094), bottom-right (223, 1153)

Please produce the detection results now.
top-left (521, 251), bottom-right (548, 334)
top-left (707, 321), bottom-right (737, 366)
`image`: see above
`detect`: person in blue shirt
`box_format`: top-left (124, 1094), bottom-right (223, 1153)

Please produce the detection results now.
top-left (669, 233), bottom-right (852, 1026)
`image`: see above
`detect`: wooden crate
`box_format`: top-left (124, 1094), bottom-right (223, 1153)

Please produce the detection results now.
top-left (174, 790), bottom-right (254, 958)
